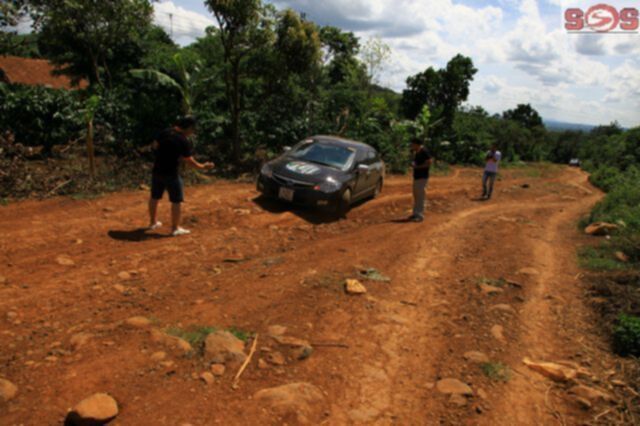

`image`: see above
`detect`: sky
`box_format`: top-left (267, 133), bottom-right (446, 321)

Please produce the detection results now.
top-left (155, 0), bottom-right (638, 126)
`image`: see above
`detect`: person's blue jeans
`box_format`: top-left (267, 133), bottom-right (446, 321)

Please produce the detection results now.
top-left (482, 171), bottom-right (497, 198)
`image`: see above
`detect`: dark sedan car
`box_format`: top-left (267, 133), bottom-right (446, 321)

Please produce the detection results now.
top-left (257, 136), bottom-right (385, 216)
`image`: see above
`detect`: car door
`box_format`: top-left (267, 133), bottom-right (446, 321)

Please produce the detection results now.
top-left (352, 148), bottom-right (370, 198)
top-left (365, 149), bottom-right (382, 189)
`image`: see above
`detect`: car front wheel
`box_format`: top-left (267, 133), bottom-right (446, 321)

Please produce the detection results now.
top-left (336, 188), bottom-right (352, 218)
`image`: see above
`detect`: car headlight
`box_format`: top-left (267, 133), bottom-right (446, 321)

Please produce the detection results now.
top-left (316, 177), bottom-right (341, 193)
top-left (261, 163), bottom-right (273, 178)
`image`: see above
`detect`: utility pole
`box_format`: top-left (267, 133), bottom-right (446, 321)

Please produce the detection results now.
top-left (169, 13), bottom-right (174, 38)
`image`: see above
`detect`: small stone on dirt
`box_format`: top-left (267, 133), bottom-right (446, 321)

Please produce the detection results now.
top-left (0, 276), bottom-right (6, 284)
top-left (67, 393), bottom-right (118, 424)
top-left (210, 364), bottom-right (225, 376)
top-left (125, 316), bottom-right (152, 328)
top-left (258, 359), bottom-right (269, 370)
top-left (254, 382), bottom-right (326, 424)
top-left (463, 351), bottom-right (490, 364)
top-left (150, 329), bottom-right (193, 355)
top-left (345, 279), bottom-right (367, 295)
top-left (479, 283), bottom-right (503, 296)
top-left (117, 271), bottom-right (131, 281)
top-left (449, 394), bottom-right (468, 407)
top-left (489, 304), bottom-right (516, 314)
top-left (436, 379), bottom-right (473, 396)
top-left (56, 255), bottom-right (75, 266)
top-left (0, 378), bottom-right (18, 402)
top-left (293, 345), bottom-right (314, 361)
top-left (491, 325), bottom-right (506, 342)
top-left (204, 330), bottom-right (247, 364)
top-left (615, 251), bottom-right (629, 263)
top-left (113, 284), bottom-right (126, 293)
top-left (517, 267), bottom-right (539, 276)
top-left (150, 351), bottom-right (166, 362)
top-left (585, 222), bottom-right (618, 236)
top-left (70, 333), bottom-right (93, 350)
top-left (200, 372), bottom-right (215, 385)
top-left (523, 358), bottom-right (577, 382)
top-left (267, 352), bottom-right (286, 366)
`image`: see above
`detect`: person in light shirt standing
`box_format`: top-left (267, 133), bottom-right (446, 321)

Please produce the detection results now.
top-left (482, 144), bottom-right (501, 200)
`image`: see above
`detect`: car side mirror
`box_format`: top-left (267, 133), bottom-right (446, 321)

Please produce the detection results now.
top-left (358, 164), bottom-right (370, 173)
top-left (283, 146), bottom-right (292, 153)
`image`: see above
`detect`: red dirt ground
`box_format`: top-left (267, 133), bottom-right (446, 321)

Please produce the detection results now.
top-left (1, 165), bottom-right (626, 425)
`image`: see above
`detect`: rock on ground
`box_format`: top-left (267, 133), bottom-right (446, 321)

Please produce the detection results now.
top-left (125, 316), bottom-right (152, 329)
top-left (204, 330), bottom-right (246, 364)
top-left (463, 351), bottom-right (490, 364)
top-left (70, 333), bottom-right (93, 350)
top-left (66, 393), bottom-right (118, 425)
top-left (479, 283), bottom-right (503, 296)
top-left (210, 364), bottom-right (226, 376)
top-left (345, 279), bottom-right (367, 295)
top-left (0, 378), bottom-right (18, 402)
top-left (491, 325), bottom-right (506, 342)
top-left (585, 222), bottom-right (618, 236)
top-left (523, 358), bottom-right (577, 382)
top-left (254, 382), bottom-right (326, 424)
top-left (436, 379), bottom-right (473, 396)
top-left (150, 329), bottom-right (193, 355)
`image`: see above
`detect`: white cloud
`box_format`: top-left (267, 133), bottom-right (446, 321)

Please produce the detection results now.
top-left (153, 1), bottom-right (216, 45)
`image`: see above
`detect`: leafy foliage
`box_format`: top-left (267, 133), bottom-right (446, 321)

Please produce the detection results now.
top-left (614, 314), bottom-right (640, 357)
top-left (35, 0), bottom-right (154, 88)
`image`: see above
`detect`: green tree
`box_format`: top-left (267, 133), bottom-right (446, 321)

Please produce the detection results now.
top-left (35, 0), bottom-right (153, 89)
top-left (401, 55), bottom-right (477, 140)
top-left (502, 104), bottom-right (543, 130)
top-left (205, 0), bottom-right (266, 164)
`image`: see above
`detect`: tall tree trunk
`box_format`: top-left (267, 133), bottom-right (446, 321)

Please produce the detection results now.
top-left (231, 58), bottom-right (241, 165)
top-left (86, 119), bottom-right (96, 179)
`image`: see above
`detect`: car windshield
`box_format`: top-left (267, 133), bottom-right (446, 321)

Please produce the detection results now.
top-left (290, 141), bottom-right (355, 171)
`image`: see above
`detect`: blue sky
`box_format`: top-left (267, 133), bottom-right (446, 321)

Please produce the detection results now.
top-left (153, 0), bottom-right (639, 127)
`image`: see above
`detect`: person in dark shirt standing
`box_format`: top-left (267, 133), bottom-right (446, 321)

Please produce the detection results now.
top-left (148, 116), bottom-right (213, 236)
top-left (408, 138), bottom-right (432, 223)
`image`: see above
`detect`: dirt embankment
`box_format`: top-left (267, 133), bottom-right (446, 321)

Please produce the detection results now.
top-left (1, 165), bottom-right (637, 425)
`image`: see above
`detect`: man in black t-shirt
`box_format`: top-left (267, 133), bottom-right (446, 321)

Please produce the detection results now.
top-left (148, 116), bottom-right (214, 236)
top-left (409, 138), bottom-right (432, 223)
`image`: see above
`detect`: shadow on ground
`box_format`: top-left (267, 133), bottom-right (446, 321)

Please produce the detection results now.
top-left (252, 195), bottom-right (373, 225)
top-left (108, 228), bottom-right (170, 242)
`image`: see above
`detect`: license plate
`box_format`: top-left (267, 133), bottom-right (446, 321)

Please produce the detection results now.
top-left (278, 187), bottom-right (294, 201)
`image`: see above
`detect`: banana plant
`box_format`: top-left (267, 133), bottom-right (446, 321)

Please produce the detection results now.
top-left (130, 53), bottom-right (211, 115)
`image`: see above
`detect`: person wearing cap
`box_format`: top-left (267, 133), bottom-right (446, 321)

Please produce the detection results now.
top-left (482, 144), bottom-right (501, 200)
top-left (408, 138), bottom-right (432, 222)
top-left (147, 116), bottom-right (214, 236)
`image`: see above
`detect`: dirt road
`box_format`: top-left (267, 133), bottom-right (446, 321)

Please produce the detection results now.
top-left (1, 165), bottom-right (617, 425)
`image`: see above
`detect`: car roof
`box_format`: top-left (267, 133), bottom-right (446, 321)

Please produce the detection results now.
top-left (310, 135), bottom-right (374, 151)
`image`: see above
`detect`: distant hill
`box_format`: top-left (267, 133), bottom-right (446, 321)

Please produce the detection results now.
top-left (544, 119), bottom-right (596, 132)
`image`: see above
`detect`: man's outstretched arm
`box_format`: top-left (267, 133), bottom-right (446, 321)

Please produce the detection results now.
top-left (183, 156), bottom-right (214, 170)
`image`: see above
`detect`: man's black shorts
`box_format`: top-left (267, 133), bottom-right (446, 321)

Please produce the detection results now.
top-left (151, 174), bottom-right (184, 203)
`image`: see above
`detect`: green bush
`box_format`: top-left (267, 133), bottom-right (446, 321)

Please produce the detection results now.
top-left (0, 84), bottom-right (82, 151)
top-left (613, 314), bottom-right (640, 357)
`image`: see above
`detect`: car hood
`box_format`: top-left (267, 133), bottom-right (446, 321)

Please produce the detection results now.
top-left (268, 156), bottom-right (348, 184)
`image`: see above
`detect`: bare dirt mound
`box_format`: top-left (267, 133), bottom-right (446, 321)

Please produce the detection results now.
top-left (2, 165), bottom-right (629, 425)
